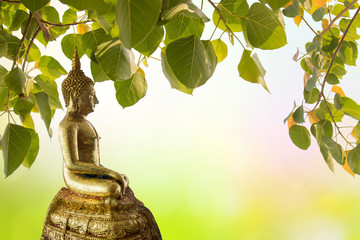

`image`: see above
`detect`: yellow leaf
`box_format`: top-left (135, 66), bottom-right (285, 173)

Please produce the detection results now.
top-left (138, 67), bottom-right (145, 77)
top-left (211, 39), bottom-right (228, 63)
top-left (20, 112), bottom-right (35, 129)
top-left (143, 57), bottom-right (148, 67)
top-left (343, 150), bottom-right (355, 177)
top-left (77, 24), bottom-right (91, 34)
top-left (312, 0), bottom-right (327, 7)
top-left (34, 60), bottom-right (39, 68)
top-left (308, 110), bottom-right (320, 124)
top-left (331, 86), bottom-right (345, 97)
top-left (288, 114), bottom-right (297, 129)
top-left (322, 18), bottom-right (329, 30)
top-left (351, 128), bottom-right (360, 141)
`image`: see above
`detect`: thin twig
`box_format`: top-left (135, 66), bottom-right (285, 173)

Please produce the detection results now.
top-left (207, 0), bottom-right (246, 49)
top-left (41, 19), bottom-right (92, 27)
top-left (301, 16), bottom-right (317, 35)
top-left (319, 0), bottom-right (358, 37)
top-left (313, 6), bottom-right (360, 111)
top-left (323, 98), bottom-right (354, 147)
top-left (12, 12), bottom-right (33, 70)
top-left (22, 26), bottom-right (41, 71)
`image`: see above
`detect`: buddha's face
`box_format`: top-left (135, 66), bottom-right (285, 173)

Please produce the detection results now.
top-left (77, 85), bottom-right (99, 116)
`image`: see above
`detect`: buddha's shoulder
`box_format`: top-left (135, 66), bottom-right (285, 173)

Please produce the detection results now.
top-left (59, 117), bottom-right (88, 130)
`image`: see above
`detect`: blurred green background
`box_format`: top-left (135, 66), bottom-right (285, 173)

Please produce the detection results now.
top-left (2, 1), bottom-right (360, 239)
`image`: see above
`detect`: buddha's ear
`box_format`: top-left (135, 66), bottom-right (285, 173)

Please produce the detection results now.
top-left (69, 91), bottom-right (78, 106)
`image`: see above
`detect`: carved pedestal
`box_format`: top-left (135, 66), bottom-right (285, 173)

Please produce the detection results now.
top-left (41, 187), bottom-right (161, 240)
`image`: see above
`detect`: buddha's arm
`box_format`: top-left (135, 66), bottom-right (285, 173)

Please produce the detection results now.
top-left (59, 123), bottom-right (124, 182)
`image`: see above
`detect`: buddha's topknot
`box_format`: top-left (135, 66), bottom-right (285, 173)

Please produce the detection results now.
top-left (62, 48), bottom-right (94, 107)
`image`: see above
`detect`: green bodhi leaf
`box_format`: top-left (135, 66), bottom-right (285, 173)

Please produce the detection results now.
top-left (242, 3), bottom-right (287, 50)
top-left (95, 39), bottom-right (133, 81)
top-left (114, 70), bottom-right (147, 108)
top-left (61, 34), bottom-right (84, 60)
top-left (2, 123), bottom-right (32, 177)
top-left (32, 92), bottom-right (52, 137)
top-left (320, 145), bottom-right (335, 172)
top-left (293, 106), bottom-right (305, 123)
top-left (238, 50), bottom-right (269, 92)
top-left (164, 16), bottom-right (204, 45)
top-left (212, 0), bottom-right (249, 32)
top-left (59, 0), bottom-right (108, 15)
top-left (348, 144), bottom-right (360, 174)
top-left (166, 35), bottom-right (213, 89)
top-left (266, 0), bottom-right (291, 9)
top-left (304, 88), bottom-right (320, 104)
top-left (282, 0), bottom-right (299, 18)
top-left (312, 7), bottom-right (325, 22)
top-left (20, 0), bottom-right (49, 13)
top-left (341, 97), bottom-right (360, 120)
top-left (38, 56), bottom-right (67, 80)
top-left (289, 125), bottom-right (311, 150)
top-left (81, 28), bottom-right (111, 59)
top-left (135, 25), bottom-right (164, 57)
top-left (116, 0), bottom-right (162, 49)
top-left (326, 73), bottom-right (339, 85)
top-left (323, 136), bottom-right (345, 165)
top-left (4, 67), bottom-right (26, 95)
top-left (62, 8), bottom-right (77, 25)
top-left (91, 61), bottom-right (109, 82)
top-left (161, 51), bottom-right (193, 95)
top-left (22, 129), bottom-right (39, 169)
top-left (161, 0), bottom-right (210, 22)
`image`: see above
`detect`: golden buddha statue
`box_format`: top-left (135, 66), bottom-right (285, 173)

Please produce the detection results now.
top-left (41, 49), bottom-right (161, 240)
top-left (59, 49), bottom-right (128, 200)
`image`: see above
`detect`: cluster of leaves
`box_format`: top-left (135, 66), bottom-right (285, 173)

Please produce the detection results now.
top-left (283, 0), bottom-right (360, 176)
top-left (0, 0), bottom-right (289, 177)
top-left (1, 0), bottom-right (359, 178)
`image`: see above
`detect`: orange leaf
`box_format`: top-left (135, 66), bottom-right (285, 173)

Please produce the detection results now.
top-left (309, 110), bottom-right (320, 124)
top-left (77, 24), bottom-right (91, 34)
top-left (284, 1), bottom-right (293, 8)
top-left (322, 19), bottom-right (329, 30)
top-left (331, 86), bottom-right (345, 97)
top-left (312, 0), bottom-right (327, 7)
top-left (343, 150), bottom-right (355, 177)
top-left (288, 114), bottom-right (297, 129)
top-left (303, 72), bottom-right (311, 88)
top-left (294, 15), bottom-right (302, 27)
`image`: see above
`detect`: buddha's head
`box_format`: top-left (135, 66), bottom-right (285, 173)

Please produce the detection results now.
top-left (62, 49), bottom-right (99, 116)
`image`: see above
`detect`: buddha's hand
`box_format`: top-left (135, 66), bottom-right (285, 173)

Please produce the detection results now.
top-left (109, 171), bottom-right (129, 195)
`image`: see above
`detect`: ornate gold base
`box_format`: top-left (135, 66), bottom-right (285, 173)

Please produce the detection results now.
top-left (41, 187), bottom-right (161, 240)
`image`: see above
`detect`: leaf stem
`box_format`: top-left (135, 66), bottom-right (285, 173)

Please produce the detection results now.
top-left (23, 26), bottom-right (41, 72)
top-left (323, 98), bottom-right (354, 147)
top-left (12, 12), bottom-right (33, 70)
top-left (319, 0), bottom-right (358, 37)
top-left (207, 0), bottom-right (246, 49)
top-left (313, 6), bottom-right (360, 111)
top-left (0, 0), bottom-right (20, 3)
top-left (41, 19), bottom-right (92, 27)
top-left (301, 16), bottom-right (317, 35)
